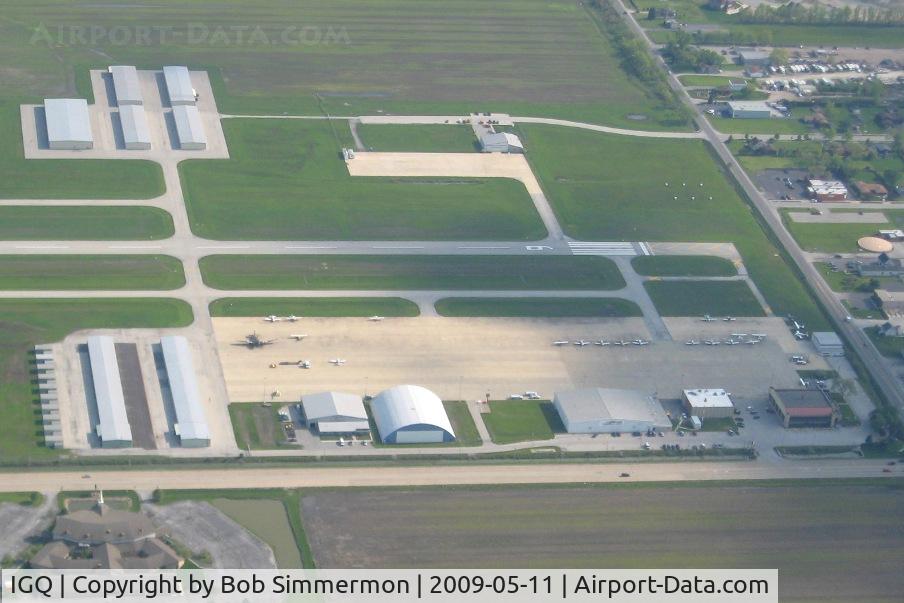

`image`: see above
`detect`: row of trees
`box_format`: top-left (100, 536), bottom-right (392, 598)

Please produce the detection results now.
top-left (661, 31), bottom-right (722, 72)
top-left (735, 2), bottom-right (904, 26)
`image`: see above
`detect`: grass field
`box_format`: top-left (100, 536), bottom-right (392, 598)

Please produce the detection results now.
top-left (0, 255), bottom-right (185, 290)
top-left (706, 114), bottom-right (813, 135)
top-left (300, 481), bottom-right (904, 601)
top-left (631, 255), bottom-right (737, 277)
top-left (815, 262), bottom-right (890, 293)
top-left (0, 207), bottom-right (174, 240)
top-left (229, 404), bottom-right (288, 450)
top-left (865, 326), bottom-right (904, 358)
top-left (0, 1), bottom-right (689, 129)
top-left (180, 119), bottom-right (546, 241)
top-left (0, 105), bottom-right (164, 199)
top-left (481, 400), bottom-right (564, 444)
top-left (0, 298), bottom-right (192, 461)
top-left (678, 75), bottom-right (745, 88)
top-left (521, 123), bottom-right (827, 327)
top-left (783, 210), bottom-right (901, 253)
top-left (210, 297), bottom-right (420, 317)
top-left (212, 498), bottom-right (303, 568)
top-left (356, 124), bottom-right (478, 153)
top-left (645, 280), bottom-right (766, 316)
top-left (200, 255), bottom-right (626, 291)
top-left (434, 297), bottom-right (641, 317)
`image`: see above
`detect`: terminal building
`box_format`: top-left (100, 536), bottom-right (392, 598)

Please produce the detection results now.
top-left (162, 65), bottom-right (196, 105)
top-left (371, 385), bottom-right (455, 444)
top-left (172, 104), bottom-right (207, 150)
top-left (44, 98), bottom-right (93, 150)
top-left (118, 104), bottom-right (151, 150)
top-left (553, 388), bottom-right (671, 434)
top-left (301, 391), bottom-right (370, 435)
top-left (108, 65), bottom-right (143, 105)
top-left (86, 336), bottom-right (132, 448)
top-left (769, 387), bottom-right (836, 428)
top-left (682, 388), bottom-right (735, 420)
top-left (160, 336), bottom-right (210, 448)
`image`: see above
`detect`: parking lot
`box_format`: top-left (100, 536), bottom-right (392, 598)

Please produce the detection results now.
top-left (754, 168), bottom-right (810, 200)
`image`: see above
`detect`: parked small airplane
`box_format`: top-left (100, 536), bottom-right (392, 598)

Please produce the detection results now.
top-left (573, 340), bottom-right (591, 347)
top-left (701, 315), bottom-right (717, 322)
top-left (725, 339), bottom-right (740, 345)
top-left (233, 332), bottom-right (276, 348)
top-left (632, 339), bottom-right (650, 346)
top-left (744, 339), bottom-right (759, 345)
top-left (329, 358), bottom-right (347, 366)
top-left (553, 340), bottom-right (570, 346)
top-left (685, 339), bottom-right (701, 346)
top-left (794, 331), bottom-right (807, 340)
top-left (704, 340), bottom-right (720, 346)
top-left (289, 334), bottom-right (308, 341)
top-left (298, 360), bottom-right (311, 369)
top-left (614, 340), bottom-right (629, 346)
top-left (723, 316), bottom-right (736, 322)
top-left (751, 333), bottom-right (767, 339)
top-left (368, 316), bottom-right (385, 322)
top-left (264, 315), bottom-right (281, 323)
top-left (285, 315), bottom-right (299, 322)
top-left (594, 340), bottom-right (611, 346)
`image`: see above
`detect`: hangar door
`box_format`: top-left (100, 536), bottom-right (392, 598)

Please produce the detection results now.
top-left (395, 430), bottom-right (444, 444)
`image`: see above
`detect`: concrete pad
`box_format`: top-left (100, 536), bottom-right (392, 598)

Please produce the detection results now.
top-left (789, 211), bottom-right (888, 224)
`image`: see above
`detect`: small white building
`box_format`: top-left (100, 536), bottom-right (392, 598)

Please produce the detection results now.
top-left (118, 104), bottom-right (151, 150)
top-left (44, 98), bottom-right (93, 150)
top-left (812, 331), bottom-right (844, 356)
top-left (682, 388), bottom-right (735, 420)
top-left (301, 392), bottom-right (369, 435)
top-left (171, 104), bottom-right (207, 150)
top-left (553, 388), bottom-right (671, 434)
top-left (480, 132), bottom-right (524, 154)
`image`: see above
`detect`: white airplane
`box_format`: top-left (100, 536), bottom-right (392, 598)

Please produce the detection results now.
top-left (685, 339), bottom-right (701, 345)
top-left (731, 333), bottom-right (747, 338)
top-left (723, 316), bottom-right (736, 322)
top-left (264, 315), bottom-right (281, 323)
top-left (632, 339), bottom-right (650, 346)
top-left (594, 340), bottom-right (611, 346)
top-left (289, 334), bottom-right (308, 341)
top-left (794, 331), bottom-right (807, 340)
top-left (614, 340), bottom-right (629, 346)
top-left (553, 340), bottom-right (570, 346)
top-left (329, 358), bottom-right (347, 366)
top-left (573, 340), bottom-right (591, 347)
top-left (704, 340), bottom-right (720, 346)
top-left (751, 333), bottom-right (767, 339)
top-left (744, 339), bottom-right (759, 345)
top-left (725, 339), bottom-right (740, 346)
top-left (285, 315), bottom-right (299, 322)
top-left (792, 320), bottom-right (805, 331)
top-left (298, 360), bottom-right (311, 369)
top-left (701, 315), bottom-right (717, 322)
top-left (368, 316), bottom-right (385, 322)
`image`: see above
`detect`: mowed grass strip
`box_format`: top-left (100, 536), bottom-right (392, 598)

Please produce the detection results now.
top-left (180, 119), bottom-right (545, 241)
top-left (357, 124), bottom-right (478, 153)
top-left (0, 104), bottom-right (164, 199)
top-left (520, 124), bottom-right (826, 327)
top-left (0, 206), bottom-right (174, 240)
top-left (482, 400), bottom-right (564, 444)
top-left (435, 297), bottom-right (641, 317)
top-left (631, 255), bottom-right (737, 277)
top-left (0, 298), bottom-right (192, 460)
top-left (210, 297), bottom-right (420, 317)
top-left (200, 255), bottom-right (625, 290)
top-left (0, 255), bottom-right (185, 290)
top-left (644, 280), bottom-right (765, 317)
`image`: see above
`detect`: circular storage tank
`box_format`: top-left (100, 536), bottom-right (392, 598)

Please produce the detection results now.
top-left (858, 236), bottom-right (894, 253)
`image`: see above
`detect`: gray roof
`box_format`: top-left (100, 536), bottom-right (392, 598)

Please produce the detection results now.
top-left (54, 502), bottom-right (155, 545)
top-left (302, 391), bottom-right (367, 422)
top-left (727, 101), bottom-right (771, 112)
top-left (481, 132), bottom-right (523, 149)
top-left (554, 388), bottom-right (669, 425)
top-left (163, 66), bottom-right (195, 104)
top-left (108, 65), bottom-right (142, 105)
top-left (172, 104), bottom-right (207, 147)
top-left (371, 385), bottom-right (454, 439)
top-left (87, 336), bottom-right (132, 444)
top-left (44, 98), bottom-right (93, 144)
top-left (160, 336), bottom-right (210, 443)
top-left (118, 104), bottom-right (151, 147)
top-left (812, 331), bottom-right (842, 346)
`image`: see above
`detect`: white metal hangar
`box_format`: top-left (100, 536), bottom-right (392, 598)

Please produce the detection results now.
top-left (480, 132), bottom-right (524, 154)
top-left (682, 388), bottom-right (735, 420)
top-left (553, 388), bottom-right (671, 434)
top-left (118, 104), bottom-right (151, 150)
top-left (86, 336), bottom-right (132, 448)
top-left (108, 65), bottom-right (143, 105)
top-left (301, 392), bottom-right (369, 435)
top-left (371, 385), bottom-right (456, 444)
top-left (172, 104), bottom-right (207, 150)
top-left (160, 336), bottom-right (210, 448)
top-left (162, 66), bottom-right (196, 105)
top-left (44, 98), bottom-right (93, 150)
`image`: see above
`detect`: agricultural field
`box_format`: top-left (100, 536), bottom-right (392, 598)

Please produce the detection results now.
top-left (229, 404), bottom-right (288, 450)
top-left (644, 280), bottom-right (766, 316)
top-left (0, 1), bottom-right (688, 129)
top-left (180, 119), bottom-right (546, 241)
top-left (210, 297), bottom-right (420, 317)
top-left (434, 297), bottom-right (642, 317)
top-left (200, 255), bottom-right (626, 291)
top-left (0, 298), bottom-right (192, 462)
top-left (356, 124), bottom-right (478, 153)
top-left (0, 207), bottom-right (174, 240)
top-left (481, 400), bottom-right (564, 444)
top-left (0, 255), bottom-right (185, 290)
top-left (300, 481), bottom-right (904, 602)
top-left (520, 123), bottom-right (827, 327)
top-left (782, 210), bottom-right (904, 253)
top-left (631, 255), bottom-right (737, 277)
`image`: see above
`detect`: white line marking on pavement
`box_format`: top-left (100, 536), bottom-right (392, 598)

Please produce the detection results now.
top-left (458, 246), bottom-right (511, 249)
top-left (196, 246), bottom-right (251, 250)
top-left (14, 245), bottom-right (69, 250)
top-left (107, 245), bottom-right (163, 250)
top-left (372, 246), bottom-right (426, 249)
top-left (285, 245), bottom-right (338, 249)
